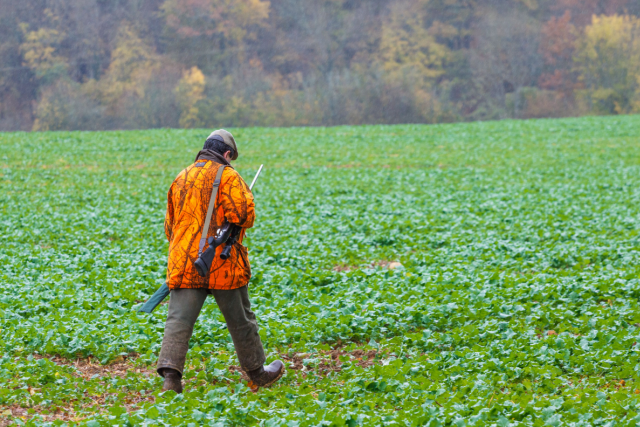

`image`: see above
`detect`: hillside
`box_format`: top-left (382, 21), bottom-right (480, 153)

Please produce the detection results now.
top-left (2, 0), bottom-right (640, 131)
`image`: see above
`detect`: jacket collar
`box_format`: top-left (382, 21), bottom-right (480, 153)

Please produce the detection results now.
top-left (194, 149), bottom-right (230, 166)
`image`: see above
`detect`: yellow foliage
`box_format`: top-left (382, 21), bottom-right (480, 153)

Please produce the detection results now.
top-left (225, 0), bottom-right (270, 42)
top-left (32, 84), bottom-right (68, 131)
top-left (377, 0), bottom-right (448, 121)
top-left (578, 15), bottom-right (640, 63)
top-left (20, 19), bottom-right (67, 81)
top-left (379, 0), bottom-right (448, 85)
top-left (574, 14), bottom-right (640, 114)
top-left (32, 79), bottom-right (94, 131)
top-left (105, 22), bottom-right (159, 84)
top-left (100, 22), bottom-right (160, 114)
top-left (175, 67), bottom-right (206, 128)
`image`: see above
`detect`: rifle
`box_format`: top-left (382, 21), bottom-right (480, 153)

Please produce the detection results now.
top-left (138, 164), bottom-right (264, 313)
top-left (193, 219), bottom-right (240, 276)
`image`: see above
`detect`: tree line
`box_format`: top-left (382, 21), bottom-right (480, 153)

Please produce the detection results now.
top-left (1, 0), bottom-right (639, 131)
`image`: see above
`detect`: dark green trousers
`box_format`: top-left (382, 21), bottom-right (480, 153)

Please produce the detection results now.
top-left (157, 286), bottom-right (266, 376)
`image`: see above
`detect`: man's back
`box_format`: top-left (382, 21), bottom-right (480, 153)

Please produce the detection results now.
top-left (164, 159), bottom-right (255, 290)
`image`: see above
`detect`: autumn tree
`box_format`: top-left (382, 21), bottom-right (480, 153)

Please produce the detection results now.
top-left (175, 66), bottom-right (206, 128)
top-left (19, 9), bottom-right (68, 85)
top-left (160, 0), bottom-right (270, 74)
top-left (574, 14), bottom-right (640, 114)
top-left (375, 0), bottom-right (450, 122)
top-left (380, 0), bottom-right (448, 82)
top-left (538, 11), bottom-right (577, 96)
top-left (97, 22), bottom-right (162, 123)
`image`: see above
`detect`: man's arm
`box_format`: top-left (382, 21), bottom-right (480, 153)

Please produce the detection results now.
top-left (219, 169), bottom-right (255, 229)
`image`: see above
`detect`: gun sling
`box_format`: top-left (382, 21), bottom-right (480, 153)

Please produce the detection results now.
top-left (198, 165), bottom-right (226, 256)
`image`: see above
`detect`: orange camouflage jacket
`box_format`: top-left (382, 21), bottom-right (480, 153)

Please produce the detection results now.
top-left (164, 160), bottom-right (255, 290)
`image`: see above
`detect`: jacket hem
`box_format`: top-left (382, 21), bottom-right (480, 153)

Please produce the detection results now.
top-left (167, 281), bottom-right (249, 291)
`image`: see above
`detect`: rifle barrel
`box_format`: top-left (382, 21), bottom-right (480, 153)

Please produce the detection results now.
top-left (249, 164), bottom-right (264, 190)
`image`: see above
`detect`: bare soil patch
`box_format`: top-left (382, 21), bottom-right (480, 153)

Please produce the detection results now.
top-left (0, 354), bottom-right (156, 425)
top-left (333, 263), bottom-right (359, 272)
top-left (333, 260), bottom-right (403, 272)
top-left (283, 347), bottom-right (380, 377)
top-left (38, 354), bottom-right (155, 380)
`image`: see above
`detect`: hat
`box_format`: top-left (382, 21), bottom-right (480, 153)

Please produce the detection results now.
top-left (206, 129), bottom-right (238, 160)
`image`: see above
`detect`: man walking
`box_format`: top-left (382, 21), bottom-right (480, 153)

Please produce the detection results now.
top-left (157, 129), bottom-right (284, 393)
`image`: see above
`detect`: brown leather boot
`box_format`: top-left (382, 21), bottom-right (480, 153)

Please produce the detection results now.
top-left (161, 368), bottom-right (183, 394)
top-left (246, 360), bottom-right (285, 389)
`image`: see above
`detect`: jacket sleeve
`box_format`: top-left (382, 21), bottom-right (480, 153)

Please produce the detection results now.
top-left (219, 169), bottom-right (255, 229)
top-left (164, 185), bottom-right (175, 242)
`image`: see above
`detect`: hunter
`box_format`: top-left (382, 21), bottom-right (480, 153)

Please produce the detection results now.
top-left (157, 129), bottom-right (284, 393)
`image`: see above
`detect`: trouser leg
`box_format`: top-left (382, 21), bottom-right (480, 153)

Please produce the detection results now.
top-left (157, 288), bottom-right (208, 377)
top-left (211, 286), bottom-right (266, 372)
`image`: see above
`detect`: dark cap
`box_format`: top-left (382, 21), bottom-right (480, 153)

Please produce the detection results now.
top-left (206, 129), bottom-right (238, 160)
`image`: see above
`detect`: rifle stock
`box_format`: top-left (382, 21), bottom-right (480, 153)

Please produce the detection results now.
top-left (138, 283), bottom-right (170, 313)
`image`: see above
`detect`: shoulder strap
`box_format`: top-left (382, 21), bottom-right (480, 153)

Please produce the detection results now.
top-left (198, 164), bottom-right (226, 256)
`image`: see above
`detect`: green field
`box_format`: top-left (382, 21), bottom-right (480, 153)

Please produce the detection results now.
top-left (1, 116), bottom-right (640, 426)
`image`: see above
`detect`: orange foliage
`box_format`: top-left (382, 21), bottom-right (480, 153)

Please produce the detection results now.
top-left (540, 11), bottom-right (576, 67)
top-left (538, 11), bottom-right (577, 95)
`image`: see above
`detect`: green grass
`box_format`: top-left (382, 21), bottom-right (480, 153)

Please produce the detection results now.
top-left (1, 116), bottom-right (640, 425)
